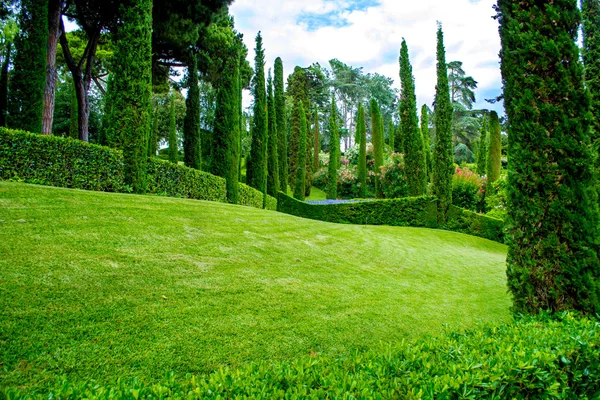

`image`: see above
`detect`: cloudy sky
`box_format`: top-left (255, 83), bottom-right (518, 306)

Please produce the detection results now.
top-left (230, 0), bottom-right (504, 115)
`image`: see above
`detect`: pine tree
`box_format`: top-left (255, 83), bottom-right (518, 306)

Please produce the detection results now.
top-left (476, 114), bottom-right (488, 176)
top-left (497, 0), bottom-right (600, 314)
top-left (110, 0), bottom-right (152, 193)
top-left (267, 72), bottom-right (279, 198)
top-left (370, 98), bottom-right (384, 198)
top-left (247, 32), bottom-right (268, 194)
top-left (433, 22), bottom-right (454, 221)
top-left (357, 103), bottom-right (367, 198)
top-left (293, 101), bottom-right (307, 200)
top-left (274, 57), bottom-right (288, 192)
top-left (327, 93), bottom-right (339, 199)
top-left (184, 55), bottom-right (201, 170)
top-left (486, 111), bottom-right (501, 183)
top-left (7, 0), bottom-right (47, 133)
top-left (0, 43), bottom-right (10, 127)
top-left (168, 91), bottom-right (178, 163)
top-left (400, 39), bottom-right (427, 196)
top-left (212, 47), bottom-right (240, 203)
top-left (421, 104), bottom-right (432, 180)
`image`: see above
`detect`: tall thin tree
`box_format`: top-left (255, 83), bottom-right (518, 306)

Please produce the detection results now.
top-left (476, 114), bottom-right (488, 176)
top-left (357, 103), bottom-right (367, 198)
top-left (327, 93), bottom-right (339, 199)
top-left (267, 71), bottom-right (279, 198)
top-left (184, 54), bottom-right (201, 170)
top-left (486, 111), bottom-right (501, 183)
top-left (168, 91), bottom-right (178, 164)
top-left (421, 104), bottom-right (431, 180)
top-left (293, 101), bottom-right (307, 201)
top-left (370, 98), bottom-right (384, 198)
top-left (274, 57), bottom-right (287, 192)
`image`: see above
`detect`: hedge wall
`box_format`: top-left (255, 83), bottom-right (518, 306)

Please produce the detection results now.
top-left (278, 192), bottom-right (504, 243)
top-left (0, 128), bottom-right (275, 210)
top-left (3, 313), bottom-right (598, 398)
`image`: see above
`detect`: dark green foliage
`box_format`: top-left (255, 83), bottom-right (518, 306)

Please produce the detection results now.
top-left (387, 119), bottom-right (394, 150)
top-left (327, 94), bottom-right (339, 199)
top-left (274, 57), bottom-right (287, 191)
top-left (0, 42), bottom-right (10, 127)
top-left (313, 112), bottom-right (320, 171)
top-left (400, 40), bottom-right (427, 196)
top-left (247, 32), bottom-right (267, 194)
top-left (110, 0), bottom-right (152, 193)
top-left (4, 313), bottom-right (599, 398)
top-left (7, 0), bottom-right (47, 133)
top-left (486, 111), bottom-right (501, 183)
top-left (183, 55), bottom-right (201, 170)
top-left (357, 103), bottom-right (367, 198)
top-left (287, 66), bottom-right (308, 191)
top-left (582, 0), bottom-right (600, 159)
top-left (421, 105), bottom-right (431, 180)
top-left (370, 98), bottom-right (384, 198)
top-left (148, 106), bottom-right (159, 157)
top-left (68, 85), bottom-right (78, 139)
top-left (304, 109), bottom-right (314, 197)
top-left (476, 115), bottom-right (488, 175)
top-left (293, 102), bottom-right (307, 200)
top-left (497, 0), bottom-right (600, 314)
top-left (394, 123), bottom-right (404, 154)
top-left (168, 92), bottom-right (178, 163)
top-left (0, 127), bottom-right (277, 211)
top-left (267, 74), bottom-right (279, 198)
top-left (101, 73), bottom-right (115, 147)
top-left (433, 23), bottom-right (454, 222)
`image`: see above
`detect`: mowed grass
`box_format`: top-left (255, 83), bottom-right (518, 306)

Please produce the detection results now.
top-left (0, 182), bottom-right (510, 389)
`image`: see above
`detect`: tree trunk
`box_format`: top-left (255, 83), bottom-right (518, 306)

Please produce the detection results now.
top-left (41, 0), bottom-right (62, 135)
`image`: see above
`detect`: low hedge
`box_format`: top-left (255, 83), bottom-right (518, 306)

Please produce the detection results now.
top-left (278, 192), bottom-right (504, 243)
top-left (3, 313), bottom-right (598, 398)
top-left (0, 127), bottom-right (275, 210)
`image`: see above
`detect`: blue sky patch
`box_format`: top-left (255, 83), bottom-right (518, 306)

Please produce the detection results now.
top-left (297, 0), bottom-right (381, 31)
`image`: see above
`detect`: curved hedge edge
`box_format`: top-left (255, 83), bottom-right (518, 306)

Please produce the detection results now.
top-left (277, 191), bottom-right (504, 243)
top-left (2, 313), bottom-right (598, 398)
top-left (239, 182), bottom-right (277, 211)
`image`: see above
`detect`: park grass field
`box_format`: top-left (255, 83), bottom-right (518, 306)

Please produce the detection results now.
top-left (0, 181), bottom-right (510, 390)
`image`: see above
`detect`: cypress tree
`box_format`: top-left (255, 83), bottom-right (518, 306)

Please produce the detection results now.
top-left (313, 112), bottom-right (320, 170)
top-left (394, 123), bottom-right (404, 154)
top-left (421, 104), bottom-right (432, 180)
top-left (212, 47), bottom-right (240, 204)
top-left (327, 93), bottom-right (339, 199)
top-left (293, 101), bottom-right (307, 201)
top-left (476, 115), bottom-right (488, 176)
top-left (305, 106), bottom-right (314, 197)
top-left (497, 0), bottom-right (600, 314)
top-left (357, 103), bottom-right (367, 198)
top-left (184, 55), bottom-right (201, 170)
top-left (7, 0), bottom-right (47, 133)
top-left (267, 72), bottom-right (279, 198)
top-left (247, 32), bottom-right (268, 194)
top-left (148, 106), bottom-right (159, 157)
top-left (111, 0), bottom-right (152, 193)
top-left (387, 119), bottom-right (395, 150)
top-left (400, 39), bottom-right (427, 196)
top-left (68, 84), bottom-right (78, 139)
top-left (168, 91), bottom-right (178, 164)
top-left (370, 98), bottom-right (384, 198)
top-left (433, 22), bottom-right (454, 221)
top-left (274, 57), bottom-right (287, 192)
top-left (287, 67), bottom-right (308, 191)
top-left (486, 111), bottom-right (501, 183)
top-left (0, 43), bottom-right (10, 127)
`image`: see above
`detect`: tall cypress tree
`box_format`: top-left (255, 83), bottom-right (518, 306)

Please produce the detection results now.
top-left (267, 72), bottom-right (279, 198)
top-left (305, 106), bottom-right (314, 197)
top-left (486, 111), bottom-right (501, 183)
top-left (387, 119), bottom-right (395, 150)
top-left (433, 22), bottom-right (454, 222)
top-left (0, 43), bottom-right (10, 127)
top-left (357, 103), bottom-right (367, 198)
top-left (184, 55), bottom-right (201, 170)
top-left (313, 112), bottom-right (320, 170)
top-left (148, 106), bottom-right (159, 157)
top-left (111, 0), bottom-right (152, 193)
top-left (293, 101), bottom-right (307, 200)
top-left (287, 67), bottom-right (309, 191)
top-left (421, 105), bottom-right (432, 181)
top-left (274, 57), bottom-right (287, 192)
top-left (476, 114), bottom-right (488, 176)
top-left (497, 0), bottom-right (600, 314)
top-left (370, 98), bottom-right (384, 198)
top-left (7, 0), bottom-right (47, 133)
top-left (247, 32), bottom-right (268, 194)
top-left (168, 91), bottom-right (178, 163)
top-left (327, 93), bottom-right (339, 199)
top-left (400, 39), bottom-right (427, 196)
top-left (212, 47), bottom-right (240, 204)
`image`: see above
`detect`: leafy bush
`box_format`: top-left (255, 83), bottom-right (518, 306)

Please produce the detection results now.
top-left (337, 164), bottom-right (360, 199)
top-left (452, 166), bottom-right (485, 212)
top-left (4, 313), bottom-right (599, 398)
top-left (311, 167), bottom-right (328, 191)
top-left (239, 182), bottom-right (277, 211)
top-left (380, 152), bottom-right (408, 199)
top-left (485, 172), bottom-right (507, 220)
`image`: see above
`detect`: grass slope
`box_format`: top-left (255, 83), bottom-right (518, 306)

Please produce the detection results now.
top-left (0, 182), bottom-right (510, 389)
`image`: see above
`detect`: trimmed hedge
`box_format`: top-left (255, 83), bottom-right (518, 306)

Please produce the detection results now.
top-left (278, 192), bottom-right (504, 243)
top-left (0, 128), bottom-right (276, 210)
top-left (2, 313), bottom-right (599, 398)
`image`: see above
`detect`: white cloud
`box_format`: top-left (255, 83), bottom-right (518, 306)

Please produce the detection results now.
top-left (231, 0), bottom-right (503, 114)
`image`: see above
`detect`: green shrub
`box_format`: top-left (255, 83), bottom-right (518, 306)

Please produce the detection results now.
top-left (4, 313), bottom-right (599, 398)
top-left (485, 173), bottom-right (507, 220)
top-left (311, 167), bottom-right (328, 191)
top-left (239, 182), bottom-right (277, 211)
top-left (452, 166), bottom-right (484, 212)
top-left (444, 205), bottom-right (504, 243)
top-left (380, 152), bottom-right (408, 199)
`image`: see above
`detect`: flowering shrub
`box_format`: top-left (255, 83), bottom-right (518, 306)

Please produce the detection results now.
top-left (338, 165), bottom-right (360, 199)
top-left (379, 152), bottom-right (408, 199)
top-left (452, 167), bottom-right (485, 212)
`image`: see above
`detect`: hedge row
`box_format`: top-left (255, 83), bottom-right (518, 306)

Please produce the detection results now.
top-left (278, 192), bottom-right (504, 243)
top-left (0, 128), bottom-right (276, 210)
top-left (2, 313), bottom-right (598, 398)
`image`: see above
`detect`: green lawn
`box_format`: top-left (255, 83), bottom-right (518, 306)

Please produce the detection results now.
top-left (0, 182), bottom-right (510, 390)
